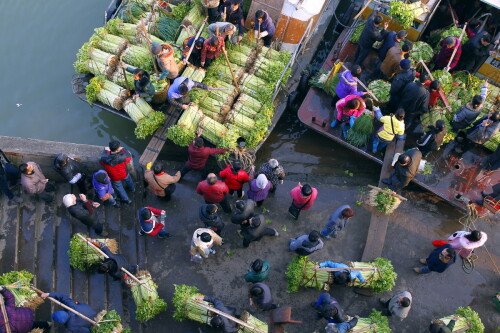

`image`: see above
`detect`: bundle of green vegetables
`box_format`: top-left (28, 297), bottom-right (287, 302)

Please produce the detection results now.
top-left (354, 309), bottom-right (391, 333)
top-left (117, 2), bottom-right (145, 23)
top-left (92, 310), bottom-right (131, 333)
top-left (75, 43), bottom-right (116, 77)
top-left (285, 256), bottom-right (396, 293)
top-left (347, 113), bottom-right (374, 147)
top-left (227, 43), bottom-right (255, 58)
top-left (90, 28), bottom-right (129, 55)
top-left (171, 2), bottom-right (190, 21)
top-left (437, 26), bottom-right (468, 47)
top-left (261, 46), bottom-right (292, 64)
top-left (89, 47), bottom-right (119, 70)
top-left (109, 66), bottom-right (135, 89)
top-left (68, 233), bottom-right (118, 271)
top-left (239, 310), bottom-right (269, 333)
top-left (168, 104), bottom-right (204, 146)
top-left (410, 41), bottom-right (434, 63)
top-left (181, 2), bottom-right (205, 30)
top-left (240, 73), bottom-right (274, 103)
top-left (366, 188), bottom-right (402, 214)
top-left (121, 44), bottom-right (153, 72)
top-left (245, 106), bottom-right (274, 148)
top-left (123, 97), bottom-right (154, 123)
top-left (182, 65), bottom-right (206, 82)
top-left (205, 63), bottom-right (244, 86)
top-left (176, 25), bottom-right (198, 45)
top-left (483, 132), bottom-right (500, 151)
top-left (388, 1), bottom-right (427, 29)
top-left (135, 111), bottom-right (166, 139)
top-left (431, 70), bottom-right (453, 94)
top-left (86, 77), bottom-right (129, 110)
top-left (199, 97), bottom-right (224, 121)
top-left (149, 73), bottom-right (169, 92)
top-left (309, 69), bottom-right (339, 96)
top-left (368, 80), bottom-right (391, 103)
top-left (218, 129), bottom-right (240, 150)
top-left (106, 19), bottom-right (140, 43)
top-left (226, 110), bottom-right (256, 129)
top-left (130, 0), bottom-right (153, 11)
top-left (172, 284), bottom-right (210, 323)
top-left (130, 270), bottom-right (167, 322)
top-left (200, 116), bottom-right (228, 144)
top-left (350, 20), bottom-right (366, 43)
top-left (0, 271), bottom-right (44, 309)
top-left (253, 55), bottom-right (286, 83)
top-left (436, 307), bottom-right (484, 333)
top-left (153, 16), bottom-right (181, 42)
top-left (228, 51), bottom-right (252, 68)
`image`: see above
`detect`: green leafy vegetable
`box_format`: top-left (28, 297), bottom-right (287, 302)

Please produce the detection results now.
top-left (0, 271), bottom-right (44, 309)
top-left (131, 270), bottom-right (167, 322)
top-left (347, 113), bottom-right (374, 147)
top-left (135, 111), bottom-right (166, 139)
top-left (368, 80), bottom-right (391, 103)
top-left (432, 70), bottom-right (453, 94)
top-left (410, 41), bottom-right (434, 63)
top-left (92, 310), bottom-right (125, 333)
top-left (167, 125), bottom-right (196, 147)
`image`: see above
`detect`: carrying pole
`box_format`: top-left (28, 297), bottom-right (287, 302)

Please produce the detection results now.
top-left (185, 18), bottom-right (208, 65)
top-left (120, 55), bottom-right (131, 92)
top-left (444, 23), bottom-right (467, 72)
top-left (353, 0), bottom-right (373, 21)
top-left (0, 294), bottom-right (12, 333)
top-left (418, 59), bottom-right (451, 110)
top-left (341, 64), bottom-right (379, 102)
top-left (352, 324), bottom-right (377, 333)
top-left (31, 287), bottom-right (99, 326)
top-left (223, 49), bottom-right (240, 92)
top-left (76, 234), bottom-right (153, 292)
top-left (315, 267), bottom-right (378, 272)
top-left (194, 301), bottom-right (266, 333)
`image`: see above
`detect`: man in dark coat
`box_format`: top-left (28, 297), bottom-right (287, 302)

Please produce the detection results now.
top-left (382, 148), bottom-right (422, 191)
top-left (417, 120), bottom-right (446, 157)
top-left (378, 29), bottom-right (407, 62)
top-left (0, 148), bottom-right (22, 203)
top-left (199, 203), bottom-right (225, 236)
top-left (196, 296), bottom-right (239, 333)
top-left (231, 199), bottom-right (256, 225)
top-left (429, 317), bottom-right (458, 333)
top-left (389, 59), bottom-right (416, 110)
top-left (354, 13), bottom-right (388, 66)
top-left (241, 214), bottom-right (278, 248)
top-left (456, 32), bottom-right (493, 73)
top-left (289, 230), bottom-right (324, 256)
top-left (399, 74), bottom-right (430, 130)
top-left (248, 283), bottom-right (277, 311)
top-left (312, 293), bottom-right (346, 324)
top-left (414, 244), bottom-right (456, 274)
top-left (41, 292), bottom-right (97, 333)
top-left (181, 134), bottom-right (229, 180)
top-left (53, 153), bottom-right (87, 194)
top-left (93, 241), bottom-right (137, 285)
top-left (220, 0), bottom-right (245, 44)
top-left (63, 193), bottom-right (106, 236)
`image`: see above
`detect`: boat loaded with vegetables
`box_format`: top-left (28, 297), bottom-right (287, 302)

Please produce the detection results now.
top-left (72, 0), bottom-right (292, 153)
top-left (298, 0), bottom-right (499, 215)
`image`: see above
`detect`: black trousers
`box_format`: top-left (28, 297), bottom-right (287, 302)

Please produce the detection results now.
top-left (205, 194), bottom-right (232, 213)
top-left (180, 164), bottom-right (208, 180)
top-left (354, 45), bottom-right (371, 67)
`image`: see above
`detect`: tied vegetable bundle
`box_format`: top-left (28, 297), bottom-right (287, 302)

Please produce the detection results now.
top-left (151, 16), bottom-right (180, 42)
top-left (167, 105), bottom-right (203, 146)
top-left (130, 270), bottom-right (167, 322)
top-left (90, 28), bottom-right (129, 56)
top-left (366, 188), bottom-right (402, 214)
top-left (388, 1), bottom-right (428, 29)
top-left (436, 307), bottom-right (484, 333)
top-left (92, 310), bottom-right (131, 333)
top-left (420, 107), bottom-right (454, 144)
top-left (239, 310), bottom-right (268, 333)
top-left (410, 41), bottom-right (434, 63)
top-left (0, 271), bottom-right (44, 309)
top-left (182, 65), bottom-right (206, 82)
top-left (368, 80), bottom-right (390, 103)
top-left (432, 70), bottom-right (453, 94)
top-left (122, 44), bottom-right (153, 72)
top-left (172, 284), bottom-right (211, 323)
top-left (86, 77), bottom-right (129, 110)
top-left (68, 233), bottom-right (118, 271)
top-left (309, 69), bottom-right (339, 96)
top-left (347, 113), bottom-right (374, 147)
top-left (123, 97), bottom-right (154, 123)
top-left (350, 20), bottom-right (366, 44)
top-left (135, 111), bottom-right (166, 139)
top-left (285, 256), bottom-right (396, 293)
top-left (354, 309), bottom-right (391, 333)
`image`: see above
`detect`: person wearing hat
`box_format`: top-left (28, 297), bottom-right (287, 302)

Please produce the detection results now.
top-left (19, 161), bottom-right (54, 203)
top-left (181, 131), bottom-right (229, 179)
top-left (92, 240), bottom-right (138, 285)
top-left (417, 119), bottom-right (447, 157)
top-left (190, 227), bottom-right (223, 259)
top-left (219, 0), bottom-right (245, 44)
top-left (380, 43), bottom-right (411, 80)
top-left (314, 261), bottom-right (366, 285)
top-left (231, 199), bottom-right (256, 225)
top-left (428, 317), bottom-right (458, 333)
top-left (182, 36), bottom-right (205, 67)
top-left (320, 205), bottom-right (355, 239)
top-left (199, 203), bottom-right (225, 236)
top-left (144, 160), bottom-right (181, 201)
top-left (354, 12), bottom-right (388, 66)
top-left (196, 173), bottom-right (231, 213)
top-left (254, 10), bottom-right (275, 47)
top-left (41, 292), bottom-right (97, 333)
top-left (195, 295), bottom-right (239, 333)
top-left (119, 62), bottom-right (155, 102)
top-left (219, 161), bottom-right (249, 198)
top-left (378, 29), bottom-right (408, 62)
top-left (241, 214), bottom-right (278, 248)
top-left (91, 170), bottom-right (119, 207)
top-left (325, 316), bottom-right (360, 333)
top-left (379, 291), bottom-right (412, 320)
top-left (150, 42), bottom-right (179, 80)
top-left (382, 148), bottom-right (422, 191)
top-left (399, 73), bottom-right (430, 131)
top-left (247, 174), bottom-right (271, 207)
top-left (289, 230), bottom-right (324, 256)
top-left (388, 58), bottom-right (416, 110)
top-left (288, 183), bottom-right (318, 220)
top-left (137, 206), bottom-right (170, 239)
top-left (372, 106), bottom-right (406, 153)
top-left (53, 153), bottom-right (87, 194)
top-left (256, 158), bottom-right (285, 193)
top-left (311, 292), bottom-right (346, 324)
top-left (244, 258), bottom-right (270, 283)
top-left (99, 140), bottom-right (134, 205)
top-left (413, 244), bottom-right (456, 274)
top-left (248, 282), bottom-right (277, 311)
top-left (168, 76), bottom-right (211, 110)
top-left (435, 36), bottom-right (462, 71)
top-left (0, 286), bottom-right (51, 333)
top-left (201, 35), bottom-right (226, 69)
top-left (63, 193), bottom-right (106, 236)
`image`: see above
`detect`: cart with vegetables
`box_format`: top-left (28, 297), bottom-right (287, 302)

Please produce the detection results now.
top-left (432, 306), bottom-right (484, 333)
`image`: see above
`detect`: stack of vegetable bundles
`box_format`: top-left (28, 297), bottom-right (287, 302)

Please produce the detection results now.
top-left (354, 309), bottom-right (391, 333)
top-left (92, 310), bottom-right (131, 333)
top-left (0, 271), bottom-right (44, 309)
top-left (285, 256), bottom-right (396, 293)
top-left (130, 270), bottom-right (167, 322)
top-left (167, 35), bottom-right (292, 150)
top-left (435, 307), bottom-right (484, 333)
top-left (366, 188), bottom-right (402, 214)
top-left (68, 233), bottom-right (118, 271)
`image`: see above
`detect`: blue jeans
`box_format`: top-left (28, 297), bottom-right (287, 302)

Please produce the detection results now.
top-left (320, 227), bottom-right (336, 238)
top-left (112, 174), bottom-right (135, 201)
top-left (418, 266), bottom-right (431, 274)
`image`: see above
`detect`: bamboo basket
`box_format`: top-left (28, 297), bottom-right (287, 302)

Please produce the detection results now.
top-left (153, 82), bottom-right (170, 104)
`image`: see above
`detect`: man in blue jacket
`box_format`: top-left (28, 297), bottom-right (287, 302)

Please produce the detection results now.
top-left (167, 76), bottom-right (211, 111)
top-left (254, 10), bottom-right (275, 47)
top-left (414, 244), bottom-right (456, 274)
top-left (41, 292), bottom-right (97, 333)
top-left (314, 261), bottom-right (366, 285)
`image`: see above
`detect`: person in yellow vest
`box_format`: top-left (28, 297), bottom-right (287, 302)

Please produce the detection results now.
top-left (372, 107), bottom-right (405, 153)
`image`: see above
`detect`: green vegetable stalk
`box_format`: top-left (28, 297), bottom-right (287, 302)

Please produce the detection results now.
top-left (135, 111), bottom-right (166, 139)
top-left (68, 233), bottom-right (118, 271)
top-left (347, 113), bottom-right (374, 147)
top-left (436, 306), bottom-right (484, 333)
top-left (410, 41), bottom-right (434, 63)
top-left (0, 271), bottom-right (44, 310)
top-left (432, 70), bottom-right (453, 94)
top-left (366, 188), bottom-right (401, 214)
top-left (285, 256), bottom-right (330, 293)
top-left (368, 80), bottom-right (391, 103)
top-left (172, 284), bottom-right (210, 323)
top-left (239, 310), bottom-right (269, 333)
top-left (353, 309), bottom-right (391, 333)
top-left (92, 310), bottom-right (125, 333)
top-left (130, 270), bottom-right (167, 322)
top-left (347, 258), bottom-right (397, 294)
top-left (350, 20), bottom-right (366, 44)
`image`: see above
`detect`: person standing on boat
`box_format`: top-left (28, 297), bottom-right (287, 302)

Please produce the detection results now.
top-left (288, 183), bottom-right (318, 220)
top-left (378, 30), bottom-right (408, 62)
top-left (220, 0), bottom-right (245, 44)
top-left (120, 62), bottom-right (155, 103)
top-left (331, 95), bottom-right (367, 138)
top-left (201, 35), bottom-right (226, 69)
top-left (382, 148), bottom-right (422, 192)
top-left (182, 36), bottom-right (205, 67)
top-left (289, 230), bottom-right (324, 256)
top-left (335, 65), bottom-right (365, 100)
top-left (388, 59), bottom-right (416, 110)
top-left (320, 205), bottom-right (355, 239)
top-left (380, 43), bottom-right (411, 80)
top-left (202, 0), bottom-right (221, 23)
top-left (207, 22), bottom-right (237, 43)
top-left (451, 81), bottom-right (488, 131)
top-left (372, 107), bottom-right (406, 153)
top-left (423, 80), bottom-right (445, 107)
top-left (100, 140), bottom-right (135, 205)
top-left (53, 153), bottom-right (88, 194)
top-left (416, 120), bottom-right (446, 157)
top-left (398, 74), bottom-right (430, 131)
top-left (150, 42), bottom-right (179, 80)
top-left (353, 12), bottom-right (388, 67)
top-left (168, 76), bottom-right (211, 110)
top-left (63, 193), bottom-right (106, 236)
top-left (256, 158), bottom-right (286, 193)
top-left (19, 161), bottom-right (54, 203)
top-left (137, 206), bottom-right (171, 239)
top-left (219, 160), bottom-right (250, 198)
top-left (144, 160), bottom-right (181, 201)
top-left (254, 10), bottom-right (275, 47)
top-left (92, 170), bottom-right (120, 208)
top-left (196, 173), bottom-right (232, 213)
top-left (434, 36), bottom-right (462, 71)
top-left (456, 32), bottom-right (494, 73)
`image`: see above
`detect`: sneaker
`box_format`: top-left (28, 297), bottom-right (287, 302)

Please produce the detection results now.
top-left (138, 230), bottom-right (144, 236)
top-left (273, 229), bottom-right (279, 237)
top-left (209, 248), bottom-right (216, 254)
top-left (113, 202), bottom-right (121, 208)
top-left (158, 233), bottom-right (172, 239)
top-left (419, 258), bottom-right (427, 265)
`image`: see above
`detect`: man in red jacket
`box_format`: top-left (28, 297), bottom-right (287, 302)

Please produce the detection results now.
top-left (219, 161), bottom-right (249, 198)
top-left (181, 131), bottom-right (229, 180)
top-left (196, 173), bottom-right (231, 213)
top-left (100, 140), bottom-right (135, 205)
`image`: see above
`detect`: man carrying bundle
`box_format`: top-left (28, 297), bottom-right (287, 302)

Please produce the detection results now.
top-left (182, 36), bottom-right (205, 67)
top-left (220, 0), bottom-right (245, 44)
top-left (167, 76), bottom-right (211, 110)
top-left (92, 240), bottom-right (138, 286)
top-left (41, 292), bottom-right (97, 333)
top-left (382, 149), bottom-right (422, 192)
top-left (380, 43), bottom-right (411, 80)
top-left (190, 228), bottom-right (223, 259)
top-left (314, 261), bottom-right (366, 285)
top-left (195, 295), bottom-right (239, 333)
top-left (248, 283), bottom-right (277, 311)
top-left (150, 42), bottom-right (179, 80)
top-left (201, 36), bottom-right (226, 69)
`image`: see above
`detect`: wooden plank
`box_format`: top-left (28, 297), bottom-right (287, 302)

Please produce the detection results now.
top-left (17, 203), bottom-right (39, 273)
top-left (0, 198), bottom-right (19, 273)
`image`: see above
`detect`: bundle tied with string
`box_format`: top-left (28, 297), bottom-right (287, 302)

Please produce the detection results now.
top-left (130, 270), bottom-right (167, 322)
top-left (0, 271), bottom-right (44, 310)
top-left (366, 187), bottom-right (401, 214)
top-left (68, 233), bottom-right (118, 271)
top-left (239, 311), bottom-right (268, 333)
top-left (172, 284), bottom-right (211, 323)
top-left (92, 310), bottom-right (131, 333)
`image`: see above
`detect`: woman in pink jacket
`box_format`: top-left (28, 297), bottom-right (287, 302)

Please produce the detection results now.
top-left (288, 183), bottom-right (318, 220)
top-left (447, 230), bottom-right (487, 259)
top-left (331, 95), bottom-right (366, 138)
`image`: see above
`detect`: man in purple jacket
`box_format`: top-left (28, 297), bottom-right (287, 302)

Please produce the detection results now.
top-left (92, 170), bottom-right (120, 208)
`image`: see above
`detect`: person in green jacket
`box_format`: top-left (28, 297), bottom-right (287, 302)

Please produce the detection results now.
top-left (244, 259), bottom-right (270, 283)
